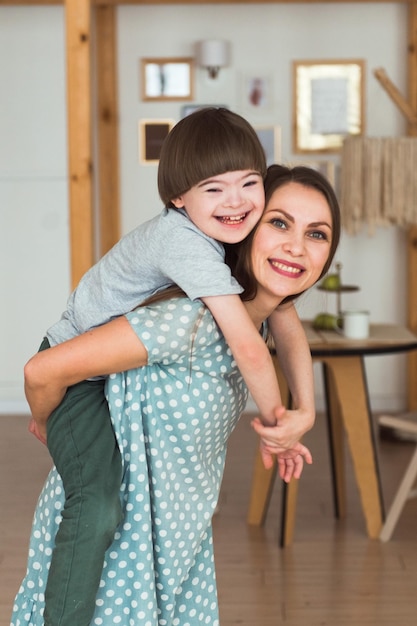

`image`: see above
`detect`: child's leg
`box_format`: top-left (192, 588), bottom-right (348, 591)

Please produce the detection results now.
top-left (43, 367), bottom-right (122, 625)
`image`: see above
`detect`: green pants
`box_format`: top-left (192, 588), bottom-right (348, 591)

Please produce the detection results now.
top-left (40, 338), bottom-right (123, 626)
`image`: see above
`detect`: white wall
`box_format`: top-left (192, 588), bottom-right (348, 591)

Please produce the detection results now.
top-left (117, 3), bottom-right (408, 412)
top-left (0, 6), bottom-right (69, 412)
top-left (0, 2), bottom-right (409, 413)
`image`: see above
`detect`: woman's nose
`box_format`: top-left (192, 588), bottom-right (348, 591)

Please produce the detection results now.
top-left (283, 232), bottom-right (305, 255)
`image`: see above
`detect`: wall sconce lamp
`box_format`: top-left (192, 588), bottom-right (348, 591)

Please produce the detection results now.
top-left (195, 39), bottom-right (231, 79)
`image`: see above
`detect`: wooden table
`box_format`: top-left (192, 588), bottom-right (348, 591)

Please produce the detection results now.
top-left (247, 322), bottom-right (417, 546)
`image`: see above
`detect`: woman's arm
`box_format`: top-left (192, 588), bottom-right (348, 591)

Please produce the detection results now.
top-left (267, 302), bottom-right (316, 440)
top-left (24, 316), bottom-right (148, 434)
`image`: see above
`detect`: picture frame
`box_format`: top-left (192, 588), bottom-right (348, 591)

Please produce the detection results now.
top-left (293, 59), bottom-right (365, 153)
top-left (138, 119), bottom-right (175, 164)
top-left (288, 158), bottom-right (336, 186)
top-left (254, 126), bottom-right (281, 166)
top-left (140, 58), bottom-right (194, 102)
top-left (181, 104), bottom-right (228, 118)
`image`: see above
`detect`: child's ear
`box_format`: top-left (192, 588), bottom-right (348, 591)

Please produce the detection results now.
top-left (171, 196), bottom-right (185, 209)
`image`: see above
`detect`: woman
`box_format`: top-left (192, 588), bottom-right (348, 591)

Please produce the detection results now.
top-left (12, 165), bottom-right (340, 626)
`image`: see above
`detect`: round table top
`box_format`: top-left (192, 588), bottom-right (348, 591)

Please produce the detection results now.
top-left (302, 321), bottom-right (417, 358)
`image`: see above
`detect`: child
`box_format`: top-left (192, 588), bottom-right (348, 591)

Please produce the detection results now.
top-left (26, 107), bottom-right (315, 625)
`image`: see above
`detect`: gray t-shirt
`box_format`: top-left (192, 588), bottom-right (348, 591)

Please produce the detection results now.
top-left (47, 208), bottom-right (243, 345)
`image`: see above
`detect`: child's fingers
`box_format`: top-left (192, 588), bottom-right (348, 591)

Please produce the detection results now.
top-left (28, 418), bottom-right (47, 445)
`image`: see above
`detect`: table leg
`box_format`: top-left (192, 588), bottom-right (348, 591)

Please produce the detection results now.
top-left (323, 355), bottom-right (384, 538)
top-left (280, 479), bottom-right (299, 547)
top-left (247, 452), bottom-right (277, 526)
top-left (322, 362), bottom-right (346, 519)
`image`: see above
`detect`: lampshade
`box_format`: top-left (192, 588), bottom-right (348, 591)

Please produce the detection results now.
top-left (195, 40), bottom-right (231, 78)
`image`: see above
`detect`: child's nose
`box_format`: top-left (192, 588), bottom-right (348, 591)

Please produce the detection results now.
top-left (225, 187), bottom-right (243, 207)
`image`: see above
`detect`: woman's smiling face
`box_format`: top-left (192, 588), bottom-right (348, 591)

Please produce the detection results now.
top-left (251, 181), bottom-right (333, 304)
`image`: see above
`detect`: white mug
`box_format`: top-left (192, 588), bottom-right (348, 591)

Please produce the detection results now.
top-left (341, 310), bottom-right (370, 339)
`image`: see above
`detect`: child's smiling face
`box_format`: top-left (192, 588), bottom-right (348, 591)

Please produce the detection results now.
top-left (171, 169), bottom-right (265, 244)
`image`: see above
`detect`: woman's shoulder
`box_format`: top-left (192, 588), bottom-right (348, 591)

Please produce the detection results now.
top-left (126, 296), bottom-right (224, 364)
top-left (130, 295), bottom-right (205, 316)
top-left (127, 296), bottom-right (215, 334)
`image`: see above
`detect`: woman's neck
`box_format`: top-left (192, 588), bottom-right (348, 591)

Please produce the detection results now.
top-left (243, 294), bottom-right (282, 329)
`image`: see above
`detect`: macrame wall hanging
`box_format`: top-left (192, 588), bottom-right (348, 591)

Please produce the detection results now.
top-left (340, 136), bottom-right (417, 234)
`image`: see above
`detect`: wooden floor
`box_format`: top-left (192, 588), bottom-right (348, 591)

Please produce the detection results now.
top-left (2, 412), bottom-right (417, 625)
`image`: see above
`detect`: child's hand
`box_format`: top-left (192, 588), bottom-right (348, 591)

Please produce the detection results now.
top-left (28, 417), bottom-right (47, 446)
top-left (258, 438), bottom-right (312, 482)
top-left (253, 405), bottom-right (315, 451)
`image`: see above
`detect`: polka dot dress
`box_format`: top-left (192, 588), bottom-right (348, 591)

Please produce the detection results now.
top-left (11, 298), bottom-right (248, 625)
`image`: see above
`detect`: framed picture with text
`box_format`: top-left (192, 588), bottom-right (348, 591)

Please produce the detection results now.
top-left (293, 59), bottom-right (365, 153)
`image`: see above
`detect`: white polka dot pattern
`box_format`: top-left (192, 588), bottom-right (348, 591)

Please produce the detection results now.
top-left (11, 298), bottom-right (247, 625)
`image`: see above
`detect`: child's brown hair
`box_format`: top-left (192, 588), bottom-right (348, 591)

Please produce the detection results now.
top-left (157, 107), bottom-right (267, 208)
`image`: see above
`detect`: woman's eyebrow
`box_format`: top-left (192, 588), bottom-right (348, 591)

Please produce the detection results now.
top-left (309, 220), bottom-right (332, 229)
top-left (266, 208), bottom-right (332, 230)
top-left (266, 208), bottom-right (294, 222)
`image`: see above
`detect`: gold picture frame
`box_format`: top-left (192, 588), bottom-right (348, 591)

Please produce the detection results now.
top-left (141, 57), bottom-right (194, 102)
top-left (138, 119), bottom-right (175, 164)
top-left (293, 59), bottom-right (365, 153)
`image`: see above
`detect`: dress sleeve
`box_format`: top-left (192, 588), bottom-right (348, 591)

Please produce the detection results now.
top-left (126, 297), bottom-right (212, 366)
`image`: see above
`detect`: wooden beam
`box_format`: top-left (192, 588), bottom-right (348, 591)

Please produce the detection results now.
top-left (66, 0), bottom-right (95, 289)
top-left (96, 4), bottom-right (120, 256)
top-left (0, 0), bottom-right (413, 5)
top-left (407, 1), bottom-right (417, 409)
top-left (93, 0), bottom-right (416, 4)
top-left (373, 67), bottom-right (417, 124)
top-left (408, 1), bottom-right (417, 124)
top-left (0, 0), bottom-right (61, 4)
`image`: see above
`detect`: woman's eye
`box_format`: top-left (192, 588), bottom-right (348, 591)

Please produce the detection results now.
top-left (309, 230), bottom-right (329, 241)
top-left (271, 218), bottom-right (287, 229)
top-left (243, 179), bottom-right (258, 188)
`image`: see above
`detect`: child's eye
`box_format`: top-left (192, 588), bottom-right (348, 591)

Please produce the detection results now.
top-left (243, 179), bottom-right (259, 188)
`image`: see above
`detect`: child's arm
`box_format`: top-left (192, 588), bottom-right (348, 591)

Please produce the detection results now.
top-left (266, 302), bottom-right (316, 443)
top-left (202, 294), bottom-right (283, 427)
